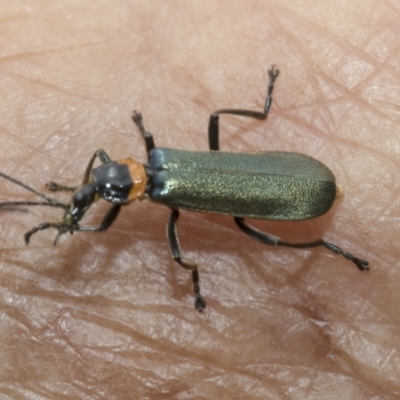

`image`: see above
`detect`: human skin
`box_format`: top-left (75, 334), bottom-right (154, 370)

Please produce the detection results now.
top-left (0, 1), bottom-right (399, 399)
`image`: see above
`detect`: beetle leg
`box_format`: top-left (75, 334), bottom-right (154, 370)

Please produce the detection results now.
top-left (24, 221), bottom-right (65, 245)
top-left (234, 217), bottom-right (369, 272)
top-left (44, 149), bottom-right (113, 192)
top-left (264, 65), bottom-right (280, 116)
top-left (208, 65), bottom-right (279, 151)
top-left (24, 204), bottom-right (122, 245)
top-left (74, 204), bottom-right (122, 233)
top-left (57, 204), bottom-right (121, 244)
top-left (167, 209), bottom-right (206, 311)
top-left (81, 149), bottom-right (113, 185)
top-left (132, 111), bottom-right (155, 155)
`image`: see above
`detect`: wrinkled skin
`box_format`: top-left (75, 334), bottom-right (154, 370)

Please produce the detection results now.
top-left (0, 1), bottom-right (399, 399)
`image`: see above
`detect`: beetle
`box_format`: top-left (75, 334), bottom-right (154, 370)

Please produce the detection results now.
top-left (0, 66), bottom-right (369, 310)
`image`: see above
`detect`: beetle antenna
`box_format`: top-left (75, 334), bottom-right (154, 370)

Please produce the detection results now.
top-left (0, 171), bottom-right (68, 210)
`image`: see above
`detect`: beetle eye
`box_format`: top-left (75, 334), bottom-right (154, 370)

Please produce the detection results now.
top-left (72, 184), bottom-right (96, 209)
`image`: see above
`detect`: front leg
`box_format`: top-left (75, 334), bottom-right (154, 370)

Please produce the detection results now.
top-left (46, 148), bottom-right (113, 192)
top-left (132, 111), bottom-right (155, 155)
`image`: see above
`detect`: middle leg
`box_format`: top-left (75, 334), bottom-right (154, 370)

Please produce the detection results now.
top-left (208, 65), bottom-right (279, 150)
top-left (167, 209), bottom-right (206, 311)
top-left (132, 111), bottom-right (155, 155)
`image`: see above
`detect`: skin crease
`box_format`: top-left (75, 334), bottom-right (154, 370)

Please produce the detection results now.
top-left (0, 0), bottom-right (399, 399)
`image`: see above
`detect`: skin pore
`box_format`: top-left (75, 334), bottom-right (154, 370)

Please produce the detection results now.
top-left (0, 1), bottom-right (398, 398)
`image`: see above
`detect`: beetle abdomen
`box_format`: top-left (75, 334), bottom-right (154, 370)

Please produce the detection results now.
top-left (148, 148), bottom-right (336, 220)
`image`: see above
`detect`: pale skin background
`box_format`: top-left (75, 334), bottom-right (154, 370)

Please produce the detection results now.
top-left (0, 1), bottom-right (399, 399)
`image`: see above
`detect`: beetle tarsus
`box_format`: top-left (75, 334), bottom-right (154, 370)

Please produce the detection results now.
top-left (192, 270), bottom-right (206, 311)
top-left (323, 241), bottom-right (369, 271)
top-left (353, 258), bottom-right (369, 271)
top-left (268, 65), bottom-right (280, 81)
top-left (24, 222), bottom-right (52, 244)
top-left (195, 292), bottom-right (206, 312)
top-left (264, 65), bottom-right (280, 114)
